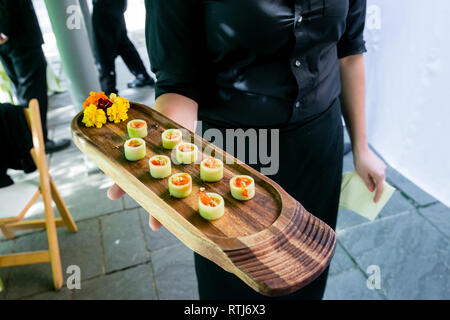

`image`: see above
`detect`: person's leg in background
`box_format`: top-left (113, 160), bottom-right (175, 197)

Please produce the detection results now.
top-left (0, 38), bottom-right (46, 138)
top-left (0, 45), bottom-right (70, 153)
top-left (96, 53), bottom-right (118, 95)
top-left (92, 2), bottom-right (121, 95)
top-left (11, 47), bottom-right (48, 141)
top-left (92, 0), bottom-right (153, 93)
top-left (117, 30), bottom-right (154, 89)
top-left (0, 51), bottom-right (18, 88)
top-left (0, 45), bottom-right (47, 137)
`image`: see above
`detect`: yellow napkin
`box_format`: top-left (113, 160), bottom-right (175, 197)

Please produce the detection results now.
top-left (340, 171), bottom-right (396, 221)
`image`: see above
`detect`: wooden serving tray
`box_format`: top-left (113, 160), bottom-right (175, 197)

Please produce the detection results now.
top-left (71, 102), bottom-right (336, 297)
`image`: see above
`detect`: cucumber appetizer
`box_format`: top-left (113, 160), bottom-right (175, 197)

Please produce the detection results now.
top-left (149, 155), bottom-right (171, 179)
top-left (124, 138), bottom-right (146, 161)
top-left (127, 119), bottom-right (147, 138)
top-left (230, 175), bottom-right (255, 201)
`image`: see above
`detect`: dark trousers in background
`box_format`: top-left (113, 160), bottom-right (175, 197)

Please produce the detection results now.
top-left (0, 45), bottom-right (48, 141)
top-left (92, 3), bottom-right (149, 94)
top-left (194, 99), bottom-right (344, 300)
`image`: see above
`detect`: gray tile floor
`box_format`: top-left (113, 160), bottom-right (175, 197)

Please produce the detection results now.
top-left (1, 23), bottom-right (449, 300)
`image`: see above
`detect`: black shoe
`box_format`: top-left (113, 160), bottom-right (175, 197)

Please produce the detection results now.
top-left (106, 88), bottom-right (118, 95)
top-left (127, 74), bottom-right (155, 88)
top-left (343, 142), bottom-right (352, 155)
top-left (45, 139), bottom-right (71, 154)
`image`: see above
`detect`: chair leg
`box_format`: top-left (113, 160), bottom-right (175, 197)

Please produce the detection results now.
top-left (50, 179), bottom-right (77, 233)
top-left (42, 186), bottom-right (63, 290)
top-left (26, 99), bottom-right (64, 290)
top-left (0, 225), bottom-right (14, 239)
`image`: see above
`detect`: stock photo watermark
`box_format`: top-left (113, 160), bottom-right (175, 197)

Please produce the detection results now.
top-left (366, 265), bottom-right (381, 290)
top-left (366, 5), bottom-right (382, 30)
top-left (66, 265), bottom-right (81, 290)
top-left (66, 4), bottom-right (82, 30)
top-left (167, 121), bottom-right (280, 176)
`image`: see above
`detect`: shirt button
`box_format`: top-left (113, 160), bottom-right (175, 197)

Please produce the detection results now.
top-left (295, 60), bottom-right (301, 67)
top-left (298, 16), bottom-right (303, 23)
top-left (295, 101), bottom-right (301, 108)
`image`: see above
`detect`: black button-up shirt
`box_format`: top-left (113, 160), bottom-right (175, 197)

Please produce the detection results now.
top-left (147, 0), bottom-right (367, 128)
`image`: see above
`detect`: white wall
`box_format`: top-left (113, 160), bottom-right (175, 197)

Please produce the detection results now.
top-left (364, 0), bottom-right (450, 207)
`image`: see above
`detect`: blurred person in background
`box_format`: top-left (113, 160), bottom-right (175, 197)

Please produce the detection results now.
top-left (0, 0), bottom-right (70, 153)
top-left (92, 0), bottom-right (154, 95)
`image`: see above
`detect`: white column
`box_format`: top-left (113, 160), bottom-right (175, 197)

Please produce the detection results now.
top-left (45, 0), bottom-right (101, 110)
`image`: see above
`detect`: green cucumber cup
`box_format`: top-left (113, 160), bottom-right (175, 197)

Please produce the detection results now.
top-left (200, 157), bottom-right (223, 182)
top-left (168, 173), bottom-right (192, 198)
top-left (230, 175), bottom-right (255, 201)
top-left (149, 155), bottom-right (171, 179)
top-left (198, 192), bottom-right (225, 220)
top-left (124, 138), bottom-right (146, 161)
top-left (127, 119), bottom-right (148, 138)
top-left (162, 128), bottom-right (182, 149)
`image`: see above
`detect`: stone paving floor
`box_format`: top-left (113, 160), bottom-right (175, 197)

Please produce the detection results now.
top-left (1, 3), bottom-right (449, 299)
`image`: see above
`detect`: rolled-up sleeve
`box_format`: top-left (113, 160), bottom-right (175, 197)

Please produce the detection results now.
top-left (146, 0), bottom-right (204, 102)
top-left (337, 0), bottom-right (367, 59)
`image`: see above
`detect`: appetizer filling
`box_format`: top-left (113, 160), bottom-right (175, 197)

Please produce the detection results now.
top-left (178, 144), bottom-right (194, 152)
top-left (234, 177), bottom-right (252, 188)
top-left (199, 191), bottom-right (219, 207)
top-left (234, 177), bottom-right (252, 198)
top-left (128, 140), bottom-right (143, 148)
top-left (171, 173), bottom-right (190, 186)
top-left (130, 121), bottom-right (145, 128)
top-left (165, 131), bottom-right (180, 140)
top-left (150, 157), bottom-right (167, 166)
top-left (204, 157), bottom-right (220, 168)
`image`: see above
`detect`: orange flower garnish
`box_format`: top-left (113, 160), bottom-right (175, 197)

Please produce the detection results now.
top-left (83, 91), bottom-right (108, 109)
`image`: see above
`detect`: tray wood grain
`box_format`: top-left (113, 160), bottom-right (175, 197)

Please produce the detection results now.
top-left (71, 102), bottom-right (336, 296)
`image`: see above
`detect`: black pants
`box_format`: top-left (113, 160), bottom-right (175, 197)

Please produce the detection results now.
top-left (194, 99), bottom-right (344, 300)
top-left (0, 45), bottom-right (48, 141)
top-left (92, 4), bottom-right (148, 94)
top-left (0, 103), bottom-right (36, 187)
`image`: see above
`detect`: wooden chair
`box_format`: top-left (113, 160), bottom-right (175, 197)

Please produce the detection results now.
top-left (0, 99), bottom-right (78, 290)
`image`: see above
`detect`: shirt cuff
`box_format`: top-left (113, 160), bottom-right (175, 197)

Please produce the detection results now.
top-left (154, 70), bottom-right (201, 103)
top-left (337, 40), bottom-right (367, 59)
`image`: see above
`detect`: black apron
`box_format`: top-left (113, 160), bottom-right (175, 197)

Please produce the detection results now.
top-left (194, 98), bottom-right (344, 300)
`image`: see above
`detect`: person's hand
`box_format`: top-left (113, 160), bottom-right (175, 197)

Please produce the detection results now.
top-left (353, 145), bottom-right (387, 203)
top-left (0, 33), bottom-right (8, 45)
top-left (107, 183), bottom-right (162, 231)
